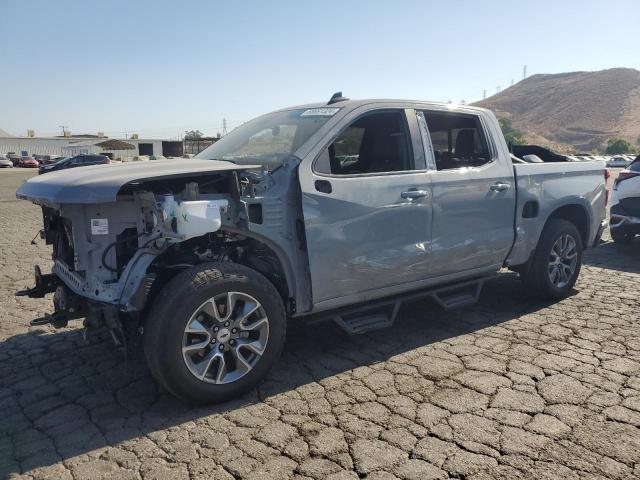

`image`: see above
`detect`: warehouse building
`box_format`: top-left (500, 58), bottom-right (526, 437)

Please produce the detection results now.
top-left (0, 131), bottom-right (183, 160)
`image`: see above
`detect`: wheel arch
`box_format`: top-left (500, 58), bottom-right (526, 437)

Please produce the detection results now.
top-left (140, 228), bottom-right (299, 317)
top-left (508, 201), bottom-right (591, 273)
top-left (546, 203), bottom-right (590, 247)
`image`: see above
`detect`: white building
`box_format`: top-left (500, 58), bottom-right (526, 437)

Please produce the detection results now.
top-left (0, 134), bottom-right (183, 160)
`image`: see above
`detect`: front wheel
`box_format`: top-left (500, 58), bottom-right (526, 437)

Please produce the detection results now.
top-left (520, 219), bottom-right (583, 299)
top-left (144, 262), bottom-right (286, 404)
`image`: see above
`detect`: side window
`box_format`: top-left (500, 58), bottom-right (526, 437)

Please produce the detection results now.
top-left (317, 110), bottom-right (413, 175)
top-left (420, 110), bottom-right (492, 171)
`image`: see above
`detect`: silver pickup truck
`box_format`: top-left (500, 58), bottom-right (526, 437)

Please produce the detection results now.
top-left (16, 95), bottom-right (607, 403)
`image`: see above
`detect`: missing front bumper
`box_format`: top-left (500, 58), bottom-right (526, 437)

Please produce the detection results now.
top-left (15, 265), bottom-right (58, 298)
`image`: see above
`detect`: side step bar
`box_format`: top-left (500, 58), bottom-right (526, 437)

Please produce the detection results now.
top-left (306, 275), bottom-right (494, 335)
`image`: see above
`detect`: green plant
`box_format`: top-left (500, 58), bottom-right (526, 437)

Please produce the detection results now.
top-left (605, 137), bottom-right (633, 155)
top-left (498, 118), bottom-right (525, 145)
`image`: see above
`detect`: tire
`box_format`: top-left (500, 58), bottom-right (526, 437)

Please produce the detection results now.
top-left (520, 219), bottom-right (583, 299)
top-left (610, 227), bottom-right (634, 244)
top-left (143, 262), bottom-right (286, 404)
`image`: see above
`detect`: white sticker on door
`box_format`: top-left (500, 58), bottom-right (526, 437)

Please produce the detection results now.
top-left (91, 218), bottom-right (109, 235)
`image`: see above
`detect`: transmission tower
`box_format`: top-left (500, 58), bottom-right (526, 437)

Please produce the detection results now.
top-left (222, 118), bottom-right (228, 136)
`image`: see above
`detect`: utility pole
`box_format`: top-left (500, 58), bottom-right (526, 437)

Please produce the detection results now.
top-left (222, 118), bottom-right (228, 136)
top-left (496, 86), bottom-right (501, 94)
top-left (58, 125), bottom-right (68, 137)
top-left (511, 79), bottom-right (514, 86)
top-left (523, 65), bottom-right (527, 79)
top-left (483, 89), bottom-right (486, 100)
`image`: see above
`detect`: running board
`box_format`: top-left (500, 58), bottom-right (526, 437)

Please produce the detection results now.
top-left (431, 280), bottom-right (484, 311)
top-left (306, 275), bottom-right (492, 335)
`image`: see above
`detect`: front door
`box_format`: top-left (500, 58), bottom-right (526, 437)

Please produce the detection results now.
top-left (419, 109), bottom-right (516, 277)
top-left (299, 108), bottom-right (433, 306)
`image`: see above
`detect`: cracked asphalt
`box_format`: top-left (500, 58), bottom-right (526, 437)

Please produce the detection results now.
top-left (1, 169), bottom-right (639, 480)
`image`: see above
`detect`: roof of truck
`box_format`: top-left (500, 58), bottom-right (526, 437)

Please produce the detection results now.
top-left (276, 98), bottom-right (490, 114)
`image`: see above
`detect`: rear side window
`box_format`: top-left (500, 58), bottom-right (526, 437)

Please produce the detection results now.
top-left (316, 110), bottom-right (413, 175)
top-left (420, 110), bottom-right (492, 170)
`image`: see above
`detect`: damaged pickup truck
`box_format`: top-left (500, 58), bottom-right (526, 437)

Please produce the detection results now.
top-left (16, 95), bottom-right (608, 403)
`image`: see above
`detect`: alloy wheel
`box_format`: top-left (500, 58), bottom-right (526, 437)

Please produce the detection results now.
top-left (548, 234), bottom-right (578, 288)
top-left (182, 291), bottom-right (269, 384)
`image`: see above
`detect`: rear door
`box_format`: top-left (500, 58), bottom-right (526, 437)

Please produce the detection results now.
top-left (418, 109), bottom-right (516, 276)
top-left (299, 107), bottom-right (433, 306)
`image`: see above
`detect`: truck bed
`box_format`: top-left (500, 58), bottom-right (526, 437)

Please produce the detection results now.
top-left (507, 160), bottom-right (607, 266)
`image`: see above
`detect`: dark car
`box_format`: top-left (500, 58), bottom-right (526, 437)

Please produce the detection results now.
top-left (7, 153), bottom-right (21, 166)
top-left (38, 154), bottom-right (110, 174)
top-left (34, 154), bottom-right (65, 165)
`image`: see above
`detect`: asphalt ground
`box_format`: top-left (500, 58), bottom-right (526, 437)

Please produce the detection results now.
top-left (1, 168), bottom-right (639, 480)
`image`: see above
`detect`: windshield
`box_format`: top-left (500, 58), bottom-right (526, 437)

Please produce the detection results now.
top-left (195, 108), bottom-right (338, 170)
top-left (53, 157), bottom-right (70, 165)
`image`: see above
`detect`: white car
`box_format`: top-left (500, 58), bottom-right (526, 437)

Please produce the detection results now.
top-left (0, 154), bottom-right (13, 168)
top-left (607, 156), bottom-right (631, 168)
top-left (610, 157), bottom-right (640, 243)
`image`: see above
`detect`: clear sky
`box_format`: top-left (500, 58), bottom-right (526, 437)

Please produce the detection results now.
top-left (1, 0), bottom-right (639, 139)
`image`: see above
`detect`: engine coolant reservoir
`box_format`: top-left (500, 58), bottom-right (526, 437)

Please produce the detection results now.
top-left (166, 198), bottom-right (229, 239)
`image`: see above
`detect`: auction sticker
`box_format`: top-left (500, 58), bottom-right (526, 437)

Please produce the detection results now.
top-left (300, 107), bottom-right (340, 117)
top-left (91, 218), bottom-right (109, 235)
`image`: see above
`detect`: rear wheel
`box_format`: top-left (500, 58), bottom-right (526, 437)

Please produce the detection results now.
top-left (610, 227), bottom-right (634, 244)
top-left (144, 262), bottom-right (286, 404)
top-left (520, 219), bottom-right (583, 299)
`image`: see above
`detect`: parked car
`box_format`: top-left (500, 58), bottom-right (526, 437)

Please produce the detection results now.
top-left (607, 156), bottom-right (630, 168)
top-left (0, 155), bottom-right (13, 168)
top-left (35, 154), bottom-right (65, 165)
top-left (38, 154), bottom-right (110, 174)
top-left (7, 153), bottom-right (21, 166)
top-left (610, 155), bottom-right (640, 243)
top-left (16, 97), bottom-right (607, 403)
top-left (18, 156), bottom-right (39, 168)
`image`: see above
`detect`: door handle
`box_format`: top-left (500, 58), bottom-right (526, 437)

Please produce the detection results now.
top-left (490, 182), bottom-right (510, 192)
top-left (401, 189), bottom-right (429, 200)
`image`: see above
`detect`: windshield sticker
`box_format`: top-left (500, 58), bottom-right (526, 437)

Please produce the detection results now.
top-left (300, 107), bottom-right (340, 117)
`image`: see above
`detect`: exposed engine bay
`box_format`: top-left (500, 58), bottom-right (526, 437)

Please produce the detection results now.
top-left (17, 161), bottom-right (310, 342)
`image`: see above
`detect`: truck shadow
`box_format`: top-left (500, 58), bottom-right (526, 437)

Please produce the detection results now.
top-left (0, 273), bottom-right (567, 476)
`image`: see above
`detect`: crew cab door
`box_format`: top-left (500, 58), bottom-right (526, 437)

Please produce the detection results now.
top-left (418, 109), bottom-right (516, 276)
top-left (299, 107), bottom-right (432, 306)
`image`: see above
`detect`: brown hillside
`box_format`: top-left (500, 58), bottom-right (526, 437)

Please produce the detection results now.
top-left (474, 68), bottom-right (640, 152)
